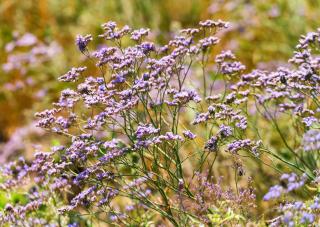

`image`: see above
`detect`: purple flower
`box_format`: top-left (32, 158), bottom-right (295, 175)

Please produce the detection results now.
top-left (73, 169), bottom-right (90, 185)
top-left (221, 61), bottom-right (246, 75)
top-left (300, 212), bottom-right (315, 224)
top-left (166, 89), bottom-right (201, 106)
top-left (152, 132), bottom-right (184, 145)
top-left (199, 36), bottom-right (220, 50)
top-left (215, 50), bottom-right (236, 63)
top-left (263, 185), bottom-right (283, 201)
top-left (58, 67), bottom-right (87, 82)
top-left (302, 116), bottom-right (318, 127)
top-left (282, 212), bottom-right (294, 227)
top-left (112, 75), bottom-right (125, 84)
top-left (75, 34), bottom-right (92, 52)
top-left (199, 19), bottom-right (229, 29)
top-left (182, 130), bottom-right (196, 140)
top-left (292, 201), bottom-right (304, 210)
top-left (103, 139), bottom-right (120, 149)
top-left (140, 42), bottom-right (155, 53)
top-left (99, 148), bottom-right (127, 164)
top-left (68, 223), bottom-right (79, 227)
top-left (227, 139), bottom-right (252, 154)
top-left (264, 173), bottom-right (307, 202)
top-left (192, 112), bottom-right (210, 125)
top-left (97, 188), bottom-right (119, 206)
top-left (7, 18), bottom-right (320, 226)
top-left (101, 21), bottom-right (117, 31)
top-left (70, 186), bottom-right (97, 208)
top-left (281, 173), bottom-right (306, 191)
top-left (180, 28), bottom-right (200, 35)
top-left (135, 124), bottom-right (160, 139)
top-left (310, 197), bottom-right (320, 209)
top-left (125, 205), bottom-right (135, 211)
top-left (218, 124), bottom-right (233, 137)
top-left (205, 136), bottom-right (218, 152)
top-left (131, 28), bottom-right (150, 41)
top-left (123, 174), bottom-right (152, 190)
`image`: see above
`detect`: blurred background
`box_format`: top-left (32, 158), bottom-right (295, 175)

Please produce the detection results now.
top-left (1, 0), bottom-right (320, 162)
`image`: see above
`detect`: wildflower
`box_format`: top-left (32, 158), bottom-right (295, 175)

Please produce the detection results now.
top-left (218, 124), bottom-right (233, 137)
top-left (103, 139), bottom-right (120, 149)
top-left (199, 19), bottom-right (229, 29)
top-left (58, 67), bottom-right (87, 82)
top-left (70, 186), bottom-right (97, 208)
top-left (215, 50), bottom-right (236, 63)
top-left (152, 132), bottom-right (184, 145)
top-left (292, 201), bottom-right (304, 210)
top-left (199, 36), bottom-right (219, 50)
top-left (183, 130), bottom-right (196, 140)
top-left (227, 139), bottom-right (253, 154)
top-left (180, 28), bottom-right (200, 35)
top-left (300, 212), bottom-right (315, 224)
top-left (263, 185), bottom-right (283, 201)
top-left (5, 18), bottom-right (320, 226)
top-left (205, 136), bottom-right (218, 152)
top-left (280, 173), bottom-right (306, 191)
top-left (282, 212), bottom-right (294, 227)
top-left (140, 42), bottom-right (156, 53)
top-left (123, 175), bottom-right (151, 190)
top-left (125, 205), bottom-right (135, 211)
top-left (166, 89), bottom-right (201, 106)
top-left (131, 28), bottom-right (150, 41)
top-left (310, 196), bottom-right (320, 209)
top-left (302, 129), bottom-right (320, 151)
top-left (75, 34), bottom-right (92, 52)
top-left (302, 116), bottom-right (318, 127)
top-left (221, 61), bottom-right (246, 75)
top-left (68, 223), bottom-right (79, 227)
top-left (192, 112), bottom-right (210, 125)
top-left (97, 189), bottom-right (119, 207)
top-left (101, 21), bottom-right (117, 31)
top-left (206, 94), bottom-right (221, 102)
top-left (135, 124), bottom-right (160, 139)
top-left (99, 148), bottom-right (128, 164)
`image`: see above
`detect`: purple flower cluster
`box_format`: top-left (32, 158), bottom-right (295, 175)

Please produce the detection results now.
top-left (2, 19), bottom-right (320, 226)
top-left (184, 173), bottom-right (256, 224)
top-left (227, 139), bottom-right (257, 154)
top-left (58, 66), bottom-right (87, 82)
top-left (135, 124), bottom-right (160, 139)
top-left (263, 173), bottom-right (307, 201)
top-left (165, 89), bottom-right (201, 106)
top-left (204, 136), bottom-right (218, 152)
top-left (3, 19), bottom-right (237, 225)
top-left (182, 130), bottom-right (196, 140)
top-left (75, 34), bottom-right (92, 52)
top-left (268, 195), bottom-right (320, 226)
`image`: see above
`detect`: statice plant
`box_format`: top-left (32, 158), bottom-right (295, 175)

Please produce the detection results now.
top-left (1, 19), bottom-right (320, 226)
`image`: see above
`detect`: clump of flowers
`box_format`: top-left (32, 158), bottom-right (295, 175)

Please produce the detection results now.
top-left (1, 19), bottom-right (320, 226)
top-left (263, 172), bottom-right (320, 226)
